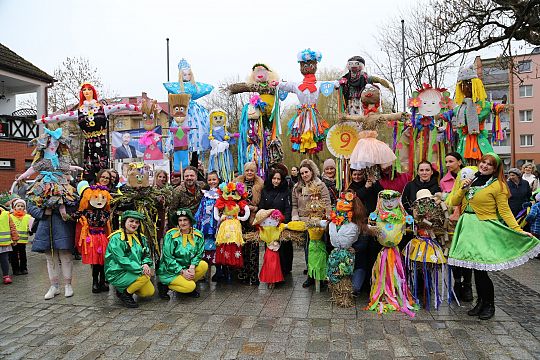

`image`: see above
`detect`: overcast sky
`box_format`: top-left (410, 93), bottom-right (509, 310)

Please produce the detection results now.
top-left (1, 0), bottom-right (423, 101)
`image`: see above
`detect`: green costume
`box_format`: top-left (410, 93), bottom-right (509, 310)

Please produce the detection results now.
top-left (105, 229), bottom-right (153, 292)
top-left (451, 100), bottom-right (494, 162)
top-left (157, 228), bottom-right (205, 285)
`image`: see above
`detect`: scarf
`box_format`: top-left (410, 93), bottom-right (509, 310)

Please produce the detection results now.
top-left (298, 74), bottom-right (317, 93)
top-left (13, 210), bottom-right (26, 218)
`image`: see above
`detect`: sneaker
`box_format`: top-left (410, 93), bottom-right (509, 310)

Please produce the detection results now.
top-left (44, 285), bottom-right (60, 300)
top-left (65, 284), bottom-right (74, 297)
top-left (3, 275), bottom-right (12, 284)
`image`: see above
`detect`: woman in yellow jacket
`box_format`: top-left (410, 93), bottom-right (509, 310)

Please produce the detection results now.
top-left (447, 152), bottom-right (540, 320)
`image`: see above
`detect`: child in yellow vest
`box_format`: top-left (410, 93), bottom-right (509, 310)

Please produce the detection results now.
top-left (0, 195), bottom-right (19, 284)
top-left (10, 199), bottom-right (33, 275)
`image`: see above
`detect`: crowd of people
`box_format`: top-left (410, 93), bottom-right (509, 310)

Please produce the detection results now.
top-left (1, 156), bottom-right (540, 319)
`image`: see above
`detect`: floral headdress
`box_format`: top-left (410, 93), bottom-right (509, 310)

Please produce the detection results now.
top-left (218, 182), bottom-right (247, 199)
top-left (330, 192), bottom-right (355, 226)
top-left (297, 48), bottom-right (322, 63)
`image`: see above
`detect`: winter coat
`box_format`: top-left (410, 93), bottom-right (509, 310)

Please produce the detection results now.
top-left (439, 171), bottom-right (457, 193)
top-left (321, 176), bottom-right (338, 206)
top-left (507, 178), bottom-right (532, 217)
top-left (28, 202), bottom-right (75, 253)
top-left (401, 176), bottom-right (441, 215)
top-left (291, 178), bottom-right (331, 220)
top-left (348, 179), bottom-right (383, 214)
top-left (258, 183), bottom-right (292, 223)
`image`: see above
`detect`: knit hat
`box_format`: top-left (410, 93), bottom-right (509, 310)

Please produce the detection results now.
top-left (323, 158), bottom-right (336, 171)
top-left (121, 210), bottom-right (145, 221)
top-left (12, 198), bottom-right (26, 209)
top-left (508, 168), bottom-right (522, 177)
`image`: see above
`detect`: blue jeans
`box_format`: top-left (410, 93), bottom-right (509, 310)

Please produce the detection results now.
top-left (351, 234), bottom-right (370, 293)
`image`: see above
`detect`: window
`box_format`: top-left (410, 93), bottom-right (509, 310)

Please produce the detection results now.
top-left (25, 160), bottom-right (33, 169)
top-left (519, 110), bottom-right (533, 122)
top-left (519, 85), bottom-right (533, 97)
top-left (520, 134), bottom-right (533, 147)
top-left (0, 159), bottom-right (15, 170)
top-left (517, 60), bottom-right (532, 73)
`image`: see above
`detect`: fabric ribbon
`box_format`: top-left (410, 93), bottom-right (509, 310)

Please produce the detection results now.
top-left (40, 171), bottom-right (62, 183)
top-left (44, 152), bottom-right (60, 169)
top-left (298, 74), bottom-right (317, 93)
top-left (44, 127), bottom-right (63, 140)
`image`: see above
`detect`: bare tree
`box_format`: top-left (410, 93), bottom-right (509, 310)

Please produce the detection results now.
top-left (202, 75), bottom-right (250, 130)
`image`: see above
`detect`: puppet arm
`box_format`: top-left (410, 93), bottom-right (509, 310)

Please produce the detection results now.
top-left (238, 205), bottom-right (251, 222)
top-left (213, 207), bottom-right (221, 222)
top-left (339, 113), bottom-right (367, 122)
top-left (277, 82), bottom-right (298, 93)
top-left (16, 167), bottom-right (36, 181)
top-left (36, 111), bottom-right (78, 125)
top-left (104, 104), bottom-right (139, 117)
top-left (370, 75), bottom-right (394, 92)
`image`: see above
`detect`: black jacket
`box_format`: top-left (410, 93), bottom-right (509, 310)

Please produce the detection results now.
top-left (507, 179), bottom-right (532, 217)
top-left (401, 176), bottom-right (441, 214)
top-left (258, 183), bottom-right (292, 222)
top-left (348, 179), bottom-right (383, 214)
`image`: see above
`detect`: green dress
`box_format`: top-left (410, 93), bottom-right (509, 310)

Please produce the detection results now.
top-left (448, 181), bottom-right (540, 270)
top-left (157, 228), bottom-right (205, 285)
top-left (105, 230), bottom-right (153, 292)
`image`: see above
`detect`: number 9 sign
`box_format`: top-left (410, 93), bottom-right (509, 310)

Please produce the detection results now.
top-left (326, 122), bottom-right (360, 158)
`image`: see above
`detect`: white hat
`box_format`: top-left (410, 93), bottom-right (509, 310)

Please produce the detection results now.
top-left (457, 63), bottom-right (478, 81)
top-left (415, 189), bottom-right (433, 201)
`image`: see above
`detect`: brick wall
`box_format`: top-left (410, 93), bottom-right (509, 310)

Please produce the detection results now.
top-left (0, 140), bottom-right (34, 191)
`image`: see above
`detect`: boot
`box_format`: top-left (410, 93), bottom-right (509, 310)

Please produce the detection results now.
top-left (302, 277), bottom-right (314, 288)
top-left (453, 281), bottom-right (462, 301)
top-left (186, 289), bottom-right (200, 298)
top-left (157, 282), bottom-right (170, 300)
top-left (478, 302), bottom-right (495, 320)
top-left (116, 290), bottom-right (138, 308)
top-left (467, 299), bottom-right (483, 316)
top-left (461, 282), bottom-right (473, 302)
top-left (98, 266), bottom-right (109, 292)
top-left (92, 266), bottom-right (101, 293)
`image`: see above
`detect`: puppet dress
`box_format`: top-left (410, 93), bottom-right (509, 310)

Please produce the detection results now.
top-left (73, 209), bottom-right (110, 265)
top-left (259, 225), bottom-right (286, 284)
top-left (205, 127), bottom-right (235, 182)
top-left (26, 157), bottom-right (77, 209)
top-left (78, 105), bottom-right (109, 179)
top-left (195, 189), bottom-right (220, 265)
top-left (215, 203), bottom-right (244, 268)
top-left (350, 130), bottom-right (397, 170)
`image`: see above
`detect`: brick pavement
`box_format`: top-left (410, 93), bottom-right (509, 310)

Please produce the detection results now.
top-left (0, 250), bottom-right (539, 359)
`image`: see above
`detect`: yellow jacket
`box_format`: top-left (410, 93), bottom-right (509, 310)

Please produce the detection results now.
top-left (446, 179), bottom-right (521, 231)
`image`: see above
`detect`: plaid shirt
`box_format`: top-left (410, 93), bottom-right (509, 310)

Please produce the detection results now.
top-left (525, 202), bottom-right (540, 236)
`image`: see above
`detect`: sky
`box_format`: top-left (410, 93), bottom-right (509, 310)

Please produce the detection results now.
top-left (1, 0), bottom-right (420, 104)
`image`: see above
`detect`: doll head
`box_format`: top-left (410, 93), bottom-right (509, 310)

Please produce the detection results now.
top-left (79, 184), bottom-right (111, 211)
top-left (408, 84), bottom-right (453, 117)
top-left (253, 209), bottom-right (284, 228)
top-left (127, 163), bottom-right (150, 188)
top-left (297, 49), bottom-right (322, 75)
top-left (140, 96), bottom-right (160, 131)
top-left (247, 95), bottom-right (266, 120)
top-left (178, 59), bottom-right (195, 83)
top-left (208, 109), bottom-right (230, 141)
top-left (331, 192), bottom-right (355, 226)
top-left (361, 84), bottom-right (381, 107)
top-left (168, 93), bottom-right (190, 123)
top-left (248, 63), bottom-right (279, 85)
top-left (455, 63), bottom-right (487, 105)
top-left (31, 126), bottom-right (70, 163)
top-left (79, 82), bottom-right (98, 106)
top-left (412, 189), bottom-right (444, 230)
top-left (218, 182), bottom-right (247, 201)
top-left (347, 56), bottom-right (365, 73)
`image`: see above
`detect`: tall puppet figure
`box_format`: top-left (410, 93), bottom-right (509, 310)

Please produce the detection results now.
top-left (168, 93), bottom-right (192, 172)
top-left (340, 56), bottom-right (393, 115)
top-left (443, 64), bottom-right (508, 164)
top-left (139, 96), bottom-right (164, 161)
top-left (203, 109), bottom-right (238, 182)
top-left (279, 49), bottom-right (338, 154)
top-left (367, 190), bottom-right (417, 316)
top-left (36, 83), bottom-right (138, 181)
top-left (17, 127), bottom-right (81, 220)
top-left (163, 59), bottom-right (214, 153)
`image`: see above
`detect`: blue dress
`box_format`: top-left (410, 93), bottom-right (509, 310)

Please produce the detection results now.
top-left (194, 189), bottom-right (220, 264)
top-left (163, 81), bottom-right (214, 152)
top-left (201, 127), bottom-right (236, 182)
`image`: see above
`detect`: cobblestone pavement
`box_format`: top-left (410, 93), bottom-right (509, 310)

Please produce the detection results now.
top-left (1, 249), bottom-right (539, 360)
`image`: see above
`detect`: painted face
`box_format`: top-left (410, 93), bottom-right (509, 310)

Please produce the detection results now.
top-left (300, 60), bottom-right (317, 75)
top-left (460, 167), bottom-right (476, 182)
top-left (417, 89), bottom-right (443, 116)
top-left (184, 169), bottom-right (197, 188)
top-left (82, 87), bottom-right (94, 101)
top-left (207, 174), bottom-right (219, 188)
top-left (253, 66), bottom-right (269, 83)
top-left (182, 69), bottom-right (192, 82)
top-left (351, 170), bottom-right (365, 183)
top-left (247, 104), bottom-right (260, 120)
top-left (125, 218), bottom-right (140, 234)
top-left (417, 163), bottom-right (433, 182)
top-left (445, 156), bottom-right (462, 173)
top-left (14, 203), bottom-right (25, 211)
top-left (260, 217), bottom-right (279, 227)
top-left (177, 216), bottom-right (192, 232)
top-left (478, 159), bottom-right (495, 175)
top-left (461, 80), bottom-right (473, 98)
top-left (382, 197), bottom-right (400, 210)
top-left (361, 85), bottom-right (381, 106)
top-left (300, 166), bottom-right (313, 183)
top-left (211, 111), bottom-right (226, 127)
top-left (324, 165), bottom-right (336, 179)
top-left (347, 60), bottom-right (364, 72)
top-left (89, 193), bottom-right (107, 209)
top-left (271, 172), bottom-right (282, 187)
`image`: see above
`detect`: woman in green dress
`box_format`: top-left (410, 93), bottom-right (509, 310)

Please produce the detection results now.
top-left (447, 152), bottom-right (540, 320)
top-left (105, 210), bottom-right (155, 308)
top-left (157, 208), bottom-right (208, 299)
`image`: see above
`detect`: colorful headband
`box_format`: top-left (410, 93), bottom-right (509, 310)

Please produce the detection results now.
top-left (485, 152), bottom-right (501, 167)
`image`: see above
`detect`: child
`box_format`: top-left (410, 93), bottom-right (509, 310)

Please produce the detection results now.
top-left (9, 199), bottom-right (33, 275)
top-left (194, 171), bottom-right (222, 281)
top-left (0, 193), bottom-right (20, 284)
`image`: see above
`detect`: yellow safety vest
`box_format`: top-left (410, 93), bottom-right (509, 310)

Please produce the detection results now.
top-left (0, 211), bottom-right (12, 246)
top-left (10, 214), bottom-right (30, 244)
